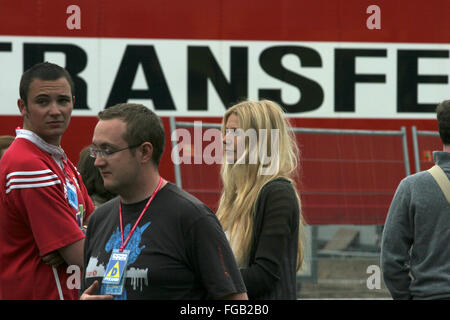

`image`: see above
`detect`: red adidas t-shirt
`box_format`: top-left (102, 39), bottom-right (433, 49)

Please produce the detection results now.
top-left (0, 132), bottom-right (94, 300)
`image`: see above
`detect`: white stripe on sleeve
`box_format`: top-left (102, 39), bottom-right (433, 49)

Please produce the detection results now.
top-left (6, 174), bottom-right (59, 187)
top-left (6, 180), bottom-right (62, 194)
top-left (6, 169), bottom-right (53, 179)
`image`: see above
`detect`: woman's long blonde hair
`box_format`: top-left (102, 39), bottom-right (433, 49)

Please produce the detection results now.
top-left (216, 100), bottom-right (305, 270)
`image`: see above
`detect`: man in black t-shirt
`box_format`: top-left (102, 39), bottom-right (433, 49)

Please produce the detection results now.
top-left (80, 103), bottom-right (247, 300)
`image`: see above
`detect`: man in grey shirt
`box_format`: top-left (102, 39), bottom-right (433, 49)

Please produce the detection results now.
top-left (381, 100), bottom-right (450, 300)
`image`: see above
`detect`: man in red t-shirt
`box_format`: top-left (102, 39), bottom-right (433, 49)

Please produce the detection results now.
top-left (0, 62), bottom-right (95, 300)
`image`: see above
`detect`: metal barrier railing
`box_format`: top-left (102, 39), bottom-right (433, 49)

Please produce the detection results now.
top-left (170, 118), bottom-right (411, 187)
top-left (169, 118), bottom-right (411, 283)
top-left (169, 119), bottom-right (222, 189)
top-left (290, 127), bottom-right (410, 177)
top-left (411, 126), bottom-right (440, 173)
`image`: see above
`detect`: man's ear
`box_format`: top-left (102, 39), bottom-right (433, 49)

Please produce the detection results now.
top-left (140, 142), bottom-right (154, 164)
top-left (17, 99), bottom-right (27, 116)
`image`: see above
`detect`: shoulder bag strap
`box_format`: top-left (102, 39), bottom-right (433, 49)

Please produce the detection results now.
top-left (427, 165), bottom-right (450, 204)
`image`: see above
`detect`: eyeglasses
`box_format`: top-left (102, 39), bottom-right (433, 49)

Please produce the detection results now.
top-left (89, 143), bottom-right (142, 159)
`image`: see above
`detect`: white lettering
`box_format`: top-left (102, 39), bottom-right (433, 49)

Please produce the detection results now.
top-left (66, 265), bottom-right (81, 290)
top-left (170, 123), bottom-right (280, 175)
top-left (366, 264), bottom-right (381, 289)
top-left (179, 304), bottom-right (215, 318)
top-left (66, 5), bottom-right (81, 30)
top-left (366, 5), bottom-right (381, 30)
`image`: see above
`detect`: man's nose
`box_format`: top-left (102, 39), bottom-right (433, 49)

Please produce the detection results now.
top-left (49, 101), bottom-right (62, 115)
top-left (93, 154), bottom-right (106, 167)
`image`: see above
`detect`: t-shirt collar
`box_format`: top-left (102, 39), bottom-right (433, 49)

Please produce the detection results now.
top-left (15, 128), bottom-right (67, 161)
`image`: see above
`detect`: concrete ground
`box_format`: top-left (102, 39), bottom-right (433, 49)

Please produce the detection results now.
top-left (297, 257), bottom-right (392, 299)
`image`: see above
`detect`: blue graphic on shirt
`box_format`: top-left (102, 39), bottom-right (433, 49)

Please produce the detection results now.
top-left (101, 221), bottom-right (151, 300)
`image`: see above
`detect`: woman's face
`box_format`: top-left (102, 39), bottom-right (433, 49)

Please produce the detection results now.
top-left (223, 113), bottom-right (241, 163)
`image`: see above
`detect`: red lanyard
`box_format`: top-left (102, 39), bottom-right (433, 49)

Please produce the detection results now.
top-left (119, 177), bottom-right (163, 252)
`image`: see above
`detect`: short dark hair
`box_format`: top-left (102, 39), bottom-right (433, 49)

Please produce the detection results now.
top-left (436, 100), bottom-right (450, 145)
top-left (98, 103), bottom-right (165, 166)
top-left (19, 62), bottom-right (75, 105)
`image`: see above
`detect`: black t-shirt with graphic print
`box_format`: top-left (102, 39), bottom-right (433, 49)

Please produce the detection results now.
top-left (81, 182), bottom-right (246, 300)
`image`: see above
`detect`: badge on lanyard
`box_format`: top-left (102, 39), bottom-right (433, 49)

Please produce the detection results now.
top-left (66, 179), bottom-right (78, 210)
top-left (103, 249), bottom-right (130, 295)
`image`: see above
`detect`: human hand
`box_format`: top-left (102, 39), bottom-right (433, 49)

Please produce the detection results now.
top-left (80, 280), bottom-right (114, 300)
top-left (42, 251), bottom-right (65, 267)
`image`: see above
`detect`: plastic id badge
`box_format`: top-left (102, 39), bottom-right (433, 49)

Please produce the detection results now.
top-left (104, 271), bottom-right (127, 295)
top-left (102, 249), bottom-right (130, 295)
top-left (66, 179), bottom-right (78, 210)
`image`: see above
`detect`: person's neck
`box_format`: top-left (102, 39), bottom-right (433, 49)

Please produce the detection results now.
top-left (23, 125), bottom-right (61, 146)
top-left (444, 145), bottom-right (450, 152)
top-left (120, 172), bottom-right (165, 204)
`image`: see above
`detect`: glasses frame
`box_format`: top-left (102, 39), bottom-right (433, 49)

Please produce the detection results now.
top-left (89, 143), bottom-right (142, 159)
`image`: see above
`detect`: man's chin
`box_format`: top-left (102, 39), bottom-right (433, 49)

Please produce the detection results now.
top-left (103, 182), bottom-right (117, 194)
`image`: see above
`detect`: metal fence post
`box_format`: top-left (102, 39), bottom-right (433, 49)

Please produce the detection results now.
top-left (411, 126), bottom-right (421, 173)
top-left (169, 116), bottom-right (183, 189)
top-left (400, 126), bottom-right (410, 176)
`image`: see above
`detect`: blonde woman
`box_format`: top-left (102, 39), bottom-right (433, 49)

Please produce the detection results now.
top-left (217, 99), bottom-right (305, 299)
